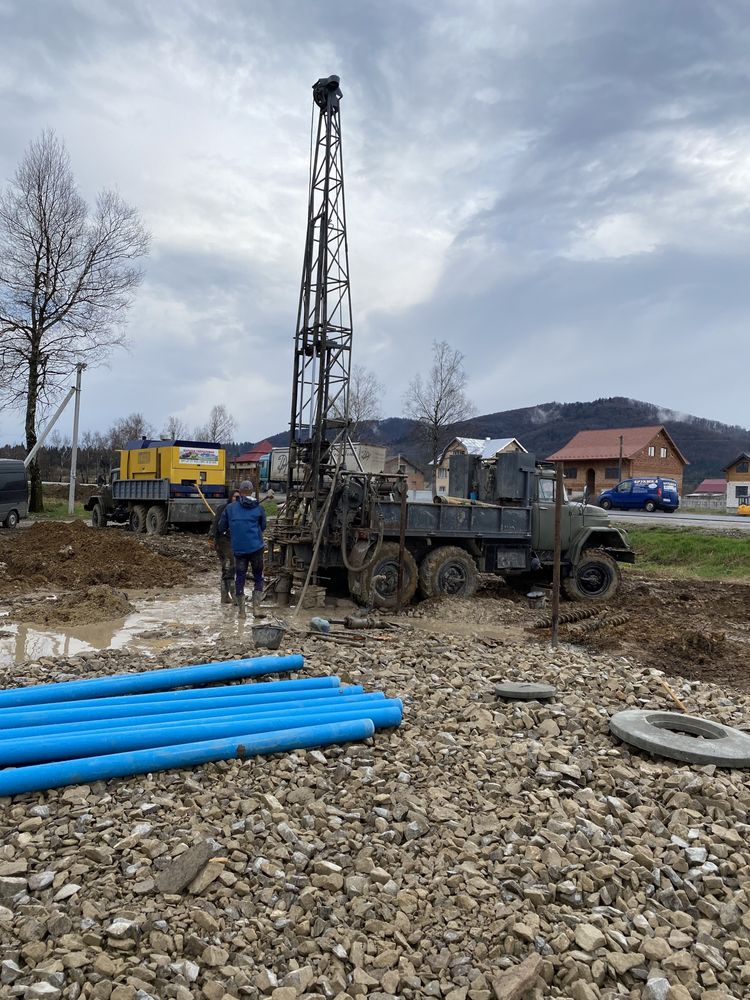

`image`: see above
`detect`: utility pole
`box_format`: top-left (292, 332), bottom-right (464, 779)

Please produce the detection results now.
top-left (618, 434), bottom-right (623, 481)
top-left (67, 364), bottom-right (85, 515)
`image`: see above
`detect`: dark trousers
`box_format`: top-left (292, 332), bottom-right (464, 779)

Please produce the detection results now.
top-left (215, 537), bottom-right (235, 586)
top-left (235, 550), bottom-right (264, 596)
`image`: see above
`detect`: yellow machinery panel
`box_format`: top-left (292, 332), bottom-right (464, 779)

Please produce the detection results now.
top-left (161, 445), bottom-right (225, 485)
top-left (119, 444), bottom-right (226, 486)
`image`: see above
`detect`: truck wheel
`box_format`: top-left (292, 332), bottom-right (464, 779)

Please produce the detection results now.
top-left (419, 546), bottom-right (479, 599)
top-left (146, 505), bottom-right (168, 535)
top-left (563, 550), bottom-right (620, 601)
top-left (129, 504), bottom-right (148, 533)
top-left (599, 498), bottom-right (612, 510)
top-left (3, 510), bottom-right (19, 529)
top-left (351, 542), bottom-right (418, 610)
top-left (91, 503), bottom-right (108, 529)
top-left (644, 500), bottom-right (656, 512)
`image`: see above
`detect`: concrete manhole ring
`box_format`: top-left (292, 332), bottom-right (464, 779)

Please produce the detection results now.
top-left (610, 710), bottom-right (750, 767)
top-left (495, 681), bottom-right (556, 701)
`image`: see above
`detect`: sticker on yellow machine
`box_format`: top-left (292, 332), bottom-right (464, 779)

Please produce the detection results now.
top-left (178, 447), bottom-right (220, 465)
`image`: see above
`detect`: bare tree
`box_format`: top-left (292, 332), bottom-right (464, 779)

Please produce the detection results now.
top-left (348, 364), bottom-right (383, 439)
top-left (163, 415), bottom-right (188, 440)
top-left (404, 340), bottom-right (472, 485)
top-left (108, 413), bottom-right (153, 451)
top-left (0, 130), bottom-right (150, 510)
top-left (195, 404), bottom-right (236, 444)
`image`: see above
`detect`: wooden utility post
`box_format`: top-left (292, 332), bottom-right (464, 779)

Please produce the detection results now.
top-left (618, 434), bottom-right (623, 481)
top-left (551, 462), bottom-right (563, 648)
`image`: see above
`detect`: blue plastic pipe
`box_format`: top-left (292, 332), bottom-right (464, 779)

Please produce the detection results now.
top-left (0, 719), bottom-right (376, 797)
top-left (0, 675), bottom-right (341, 714)
top-left (0, 701), bottom-right (403, 767)
top-left (0, 655), bottom-right (304, 709)
top-left (0, 684), bottom-right (361, 734)
top-left (0, 691), bottom-right (386, 741)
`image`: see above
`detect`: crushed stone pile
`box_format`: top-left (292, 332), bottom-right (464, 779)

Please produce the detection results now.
top-left (1, 626), bottom-right (750, 1000)
top-left (0, 521), bottom-right (191, 597)
top-left (9, 585), bottom-right (135, 627)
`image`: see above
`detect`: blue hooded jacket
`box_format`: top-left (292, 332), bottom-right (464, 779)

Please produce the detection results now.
top-left (217, 496), bottom-right (266, 555)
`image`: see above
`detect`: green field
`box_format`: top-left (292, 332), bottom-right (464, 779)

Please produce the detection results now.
top-left (31, 501), bottom-right (88, 520)
top-left (626, 526), bottom-right (750, 581)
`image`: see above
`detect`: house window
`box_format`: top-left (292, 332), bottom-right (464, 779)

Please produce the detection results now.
top-left (738, 486), bottom-right (749, 498)
top-left (564, 467), bottom-right (577, 479)
top-left (660, 447), bottom-right (668, 459)
top-left (604, 467), bottom-right (620, 480)
top-left (437, 468), bottom-right (448, 480)
top-left (737, 462), bottom-right (749, 474)
top-left (648, 446), bottom-right (655, 457)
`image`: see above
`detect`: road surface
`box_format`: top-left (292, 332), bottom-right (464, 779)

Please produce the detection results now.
top-left (607, 509), bottom-right (750, 530)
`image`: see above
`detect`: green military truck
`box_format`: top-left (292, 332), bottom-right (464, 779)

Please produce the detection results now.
top-left (334, 452), bottom-right (634, 609)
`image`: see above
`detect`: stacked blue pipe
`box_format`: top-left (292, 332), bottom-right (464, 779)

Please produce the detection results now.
top-left (0, 653), bottom-right (402, 796)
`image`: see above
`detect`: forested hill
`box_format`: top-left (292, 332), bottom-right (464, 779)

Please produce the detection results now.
top-left (238, 398), bottom-right (749, 491)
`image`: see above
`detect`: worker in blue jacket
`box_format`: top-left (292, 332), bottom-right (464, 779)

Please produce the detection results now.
top-left (217, 480), bottom-right (267, 618)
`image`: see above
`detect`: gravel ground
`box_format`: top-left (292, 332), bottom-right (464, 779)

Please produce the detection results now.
top-left (2, 624), bottom-right (750, 1000)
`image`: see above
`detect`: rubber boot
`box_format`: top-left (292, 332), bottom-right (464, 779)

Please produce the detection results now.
top-left (252, 591), bottom-right (263, 617)
top-left (221, 580), bottom-right (232, 604)
top-left (237, 594), bottom-right (246, 619)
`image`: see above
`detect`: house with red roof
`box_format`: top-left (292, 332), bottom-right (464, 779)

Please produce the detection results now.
top-left (684, 478), bottom-right (726, 511)
top-left (546, 425), bottom-right (688, 498)
top-left (228, 441), bottom-right (274, 489)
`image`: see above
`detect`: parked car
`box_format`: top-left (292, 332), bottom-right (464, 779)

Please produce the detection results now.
top-left (597, 477), bottom-right (680, 513)
top-left (0, 459), bottom-right (29, 527)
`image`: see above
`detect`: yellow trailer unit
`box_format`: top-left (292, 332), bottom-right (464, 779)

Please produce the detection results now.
top-left (119, 441), bottom-right (226, 495)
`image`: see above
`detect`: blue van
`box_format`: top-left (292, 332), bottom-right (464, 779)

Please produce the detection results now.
top-left (598, 477), bottom-right (679, 512)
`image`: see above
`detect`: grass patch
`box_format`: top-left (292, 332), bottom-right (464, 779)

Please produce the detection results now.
top-left (627, 526), bottom-right (750, 581)
top-left (31, 501), bottom-right (88, 521)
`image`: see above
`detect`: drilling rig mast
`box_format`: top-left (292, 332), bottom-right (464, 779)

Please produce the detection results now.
top-left (288, 74), bottom-right (354, 522)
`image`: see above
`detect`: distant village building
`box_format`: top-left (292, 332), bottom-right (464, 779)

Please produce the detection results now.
top-left (684, 479), bottom-right (727, 511)
top-left (384, 454), bottom-right (425, 492)
top-left (433, 437), bottom-right (527, 495)
top-left (546, 425), bottom-right (688, 497)
top-left (724, 452), bottom-right (750, 511)
top-left (229, 441), bottom-right (274, 489)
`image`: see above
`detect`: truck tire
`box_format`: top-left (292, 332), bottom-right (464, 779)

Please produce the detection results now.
top-left (563, 550), bottom-right (620, 601)
top-left (130, 504), bottom-right (148, 533)
top-left (3, 510), bottom-right (19, 529)
top-left (419, 546), bottom-right (479, 599)
top-left (644, 500), bottom-right (656, 512)
top-left (91, 503), bottom-right (108, 529)
top-left (146, 505), bottom-right (168, 535)
top-left (599, 498), bottom-right (612, 510)
top-left (351, 542), bottom-right (418, 610)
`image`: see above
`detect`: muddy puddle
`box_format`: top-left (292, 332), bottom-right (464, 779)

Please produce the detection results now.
top-left (0, 586), bottom-right (254, 667)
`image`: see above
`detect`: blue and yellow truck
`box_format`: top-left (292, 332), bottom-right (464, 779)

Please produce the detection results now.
top-left (84, 439), bottom-right (227, 534)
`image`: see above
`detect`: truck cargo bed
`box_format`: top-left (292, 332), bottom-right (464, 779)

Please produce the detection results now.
top-left (377, 500), bottom-right (532, 540)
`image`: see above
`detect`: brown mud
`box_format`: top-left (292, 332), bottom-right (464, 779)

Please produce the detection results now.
top-left (0, 520), bottom-right (214, 597)
top-left (8, 584), bottom-right (134, 627)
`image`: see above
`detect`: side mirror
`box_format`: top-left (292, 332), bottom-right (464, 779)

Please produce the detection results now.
top-left (582, 486), bottom-right (590, 505)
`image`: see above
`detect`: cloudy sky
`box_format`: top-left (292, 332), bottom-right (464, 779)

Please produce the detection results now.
top-left (1, 0), bottom-right (749, 446)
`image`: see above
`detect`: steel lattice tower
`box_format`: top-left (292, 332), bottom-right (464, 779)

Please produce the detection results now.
top-left (287, 75), bottom-right (353, 519)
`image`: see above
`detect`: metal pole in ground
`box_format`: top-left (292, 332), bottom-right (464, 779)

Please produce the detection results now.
top-left (67, 364), bottom-right (85, 515)
top-left (551, 462), bottom-right (563, 648)
top-left (396, 478), bottom-right (407, 610)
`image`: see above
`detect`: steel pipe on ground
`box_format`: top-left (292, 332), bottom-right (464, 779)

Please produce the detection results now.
top-left (0, 683), bottom-right (362, 734)
top-left (0, 655), bottom-right (304, 709)
top-left (0, 719), bottom-right (376, 797)
top-left (0, 691), bottom-right (386, 741)
top-left (0, 700), bottom-right (403, 767)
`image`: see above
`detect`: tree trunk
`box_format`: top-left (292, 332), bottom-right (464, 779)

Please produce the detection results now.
top-left (25, 349), bottom-right (44, 513)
